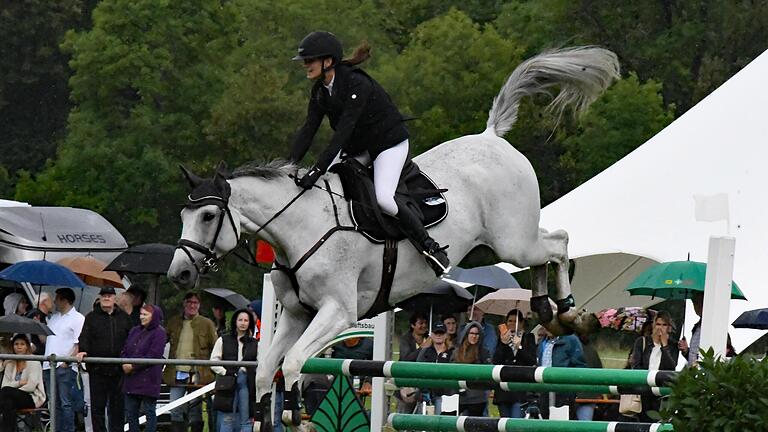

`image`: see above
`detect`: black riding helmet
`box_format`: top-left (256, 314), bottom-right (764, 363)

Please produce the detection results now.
top-left (292, 31), bottom-right (343, 67)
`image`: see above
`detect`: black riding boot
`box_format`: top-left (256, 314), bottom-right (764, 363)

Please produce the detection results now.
top-left (396, 202), bottom-right (450, 276)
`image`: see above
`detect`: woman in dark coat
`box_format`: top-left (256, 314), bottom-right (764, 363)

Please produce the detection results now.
top-left (629, 310), bottom-right (679, 423)
top-left (492, 310), bottom-right (537, 418)
top-left (289, 31), bottom-right (449, 276)
top-left (121, 305), bottom-right (167, 432)
top-left (450, 321), bottom-right (491, 416)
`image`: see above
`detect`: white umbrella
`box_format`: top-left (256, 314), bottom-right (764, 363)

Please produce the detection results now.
top-left (475, 288), bottom-right (532, 316)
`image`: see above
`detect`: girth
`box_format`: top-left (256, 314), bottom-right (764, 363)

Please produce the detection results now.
top-left (271, 179), bottom-right (398, 319)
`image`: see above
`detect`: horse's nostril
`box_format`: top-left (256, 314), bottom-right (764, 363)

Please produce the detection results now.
top-left (178, 270), bottom-right (191, 283)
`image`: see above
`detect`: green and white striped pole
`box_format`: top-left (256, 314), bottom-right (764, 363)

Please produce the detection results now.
top-left (387, 414), bottom-right (674, 432)
top-left (301, 358), bottom-right (677, 387)
top-left (391, 377), bottom-right (671, 397)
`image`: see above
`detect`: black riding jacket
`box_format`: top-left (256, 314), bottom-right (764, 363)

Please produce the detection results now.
top-left (290, 64), bottom-right (409, 173)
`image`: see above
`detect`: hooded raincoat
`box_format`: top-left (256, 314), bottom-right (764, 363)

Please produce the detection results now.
top-left (121, 305), bottom-right (167, 398)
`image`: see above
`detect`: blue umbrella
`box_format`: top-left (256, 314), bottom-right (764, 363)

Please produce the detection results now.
top-left (732, 308), bottom-right (768, 330)
top-left (0, 260), bottom-right (87, 289)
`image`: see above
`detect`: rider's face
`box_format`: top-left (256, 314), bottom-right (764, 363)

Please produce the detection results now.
top-left (303, 57), bottom-right (332, 80)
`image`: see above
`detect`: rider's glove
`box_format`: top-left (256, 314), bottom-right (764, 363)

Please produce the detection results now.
top-left (295, 166), bottom-right (322, 189)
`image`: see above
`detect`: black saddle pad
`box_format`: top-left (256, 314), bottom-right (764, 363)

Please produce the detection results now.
top-left (330, 159), bottom-right (448, 244)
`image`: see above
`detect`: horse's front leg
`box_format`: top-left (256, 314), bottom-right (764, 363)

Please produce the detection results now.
top-left (553, 258), bottom-right (599, 335)
top-left (530, 264), bottom-right (570, 335)
top-left (538, 229), bottom-right (598, 335)
top-left (281, 300), bottom-right (357, 425)
top-left (254, 305), bottom-right (311, 432)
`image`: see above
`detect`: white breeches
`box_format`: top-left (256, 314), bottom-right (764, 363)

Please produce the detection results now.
top-left (331, 139), bottom-right (409, 216)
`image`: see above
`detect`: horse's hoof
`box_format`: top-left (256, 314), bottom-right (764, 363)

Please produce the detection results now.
top-left (531, 295), bottom-right (554, 323)
top-left (572, 310), bottom-right (600, 335)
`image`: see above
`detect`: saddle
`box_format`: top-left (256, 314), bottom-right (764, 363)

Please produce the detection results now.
top-left (329, 158), bottom-right (448, 243)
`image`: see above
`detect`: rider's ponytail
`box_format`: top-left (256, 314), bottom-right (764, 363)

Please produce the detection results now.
top-left (341, 40), bottom-right (371, 66)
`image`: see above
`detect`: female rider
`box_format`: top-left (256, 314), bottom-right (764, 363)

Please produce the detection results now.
top-left (289, 31), bottom-right (449, 276)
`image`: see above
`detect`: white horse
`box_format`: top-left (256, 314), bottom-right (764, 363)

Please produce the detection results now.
top-left (167, 46), bottom-right (619, 430)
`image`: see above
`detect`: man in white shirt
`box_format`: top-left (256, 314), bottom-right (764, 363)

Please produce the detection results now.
top-left (43, 287), bottom-right (85, 432)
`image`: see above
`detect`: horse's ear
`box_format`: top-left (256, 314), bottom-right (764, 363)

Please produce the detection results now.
top-left (179, 165), bottom-right (203, 189)
top-left (213, 164), bottom-right (230, 195)
top-left (215, 161), bottom-right (230, 177)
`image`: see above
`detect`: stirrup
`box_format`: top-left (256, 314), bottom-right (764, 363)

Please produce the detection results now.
top-left (423, 245), bottom-right (450, 276)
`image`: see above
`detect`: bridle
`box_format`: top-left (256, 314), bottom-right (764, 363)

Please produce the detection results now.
top-left (176, 186), bottom-right (311, 275)
top-left (176, 195), bottom-right (241, 274)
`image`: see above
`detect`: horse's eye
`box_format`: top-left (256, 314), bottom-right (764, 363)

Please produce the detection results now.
top-left (202, 212), bottom-right (216, 222)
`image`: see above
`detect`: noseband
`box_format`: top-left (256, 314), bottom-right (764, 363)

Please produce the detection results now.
top-left (176, 195), bottom-right (239, 274)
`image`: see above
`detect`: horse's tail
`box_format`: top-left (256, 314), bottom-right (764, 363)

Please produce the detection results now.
top-left (485, 46), bottom-right (620, 137)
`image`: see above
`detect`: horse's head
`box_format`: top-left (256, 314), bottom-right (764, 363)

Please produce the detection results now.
top-left (167, 162), bottom-right (242, 289)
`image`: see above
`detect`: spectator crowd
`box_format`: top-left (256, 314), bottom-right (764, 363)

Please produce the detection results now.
top-left (0, 284), bottom-right (735, 431)
top-left (394, 300), bottom-right (728, 423)
top-left (0, 287), bottom-right (261, 432)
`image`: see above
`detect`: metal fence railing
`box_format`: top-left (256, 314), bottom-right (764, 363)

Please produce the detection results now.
top-left (0, 353), bottom-right (259, 430)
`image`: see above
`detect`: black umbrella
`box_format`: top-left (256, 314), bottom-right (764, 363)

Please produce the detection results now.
top-left (203, 288), bottom-right (250, 310)
top-left (0, 315), bottom-right (55, 336)
top-left (732, 308), bottom-right (768, 330)
top-left (105, 243), bottom-right (175, 275)
top-left (396, 280), bottom-right (473, 316)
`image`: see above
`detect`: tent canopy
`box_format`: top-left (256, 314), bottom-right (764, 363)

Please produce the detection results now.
top-left (537, 49), bottom-right (768, 352)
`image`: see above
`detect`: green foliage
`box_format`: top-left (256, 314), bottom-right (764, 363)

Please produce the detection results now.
top-left (373, 9), bottom-right (522, 154)
top-left (15, 0), bottom-right (241, 244)
top-left (0, 165), bottom-right (11, 198)
top-left (0, 0), bottom-right (92, 174)
top-left (495, 0), bottom-right (768, 114)
top-left (560, 74), bottom-right (675, 185)
top-left (662, 350), bottom-right (768, 431)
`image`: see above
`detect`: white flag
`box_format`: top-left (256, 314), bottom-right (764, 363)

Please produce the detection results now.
top-left (694, 193), bottom-right (730, 222)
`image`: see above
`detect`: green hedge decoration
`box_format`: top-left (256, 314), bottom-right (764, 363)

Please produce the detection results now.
top-left (311, 375), bottom-right (370, 432)
top-left (662, 349), bottom-right (768, 431)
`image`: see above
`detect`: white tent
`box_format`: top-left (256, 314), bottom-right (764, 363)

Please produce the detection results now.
top-left (538, 49), bottom-right (768, 352)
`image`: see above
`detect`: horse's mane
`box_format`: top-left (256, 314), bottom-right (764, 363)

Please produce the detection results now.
top-left (231, 159), bottom-right (298, 180)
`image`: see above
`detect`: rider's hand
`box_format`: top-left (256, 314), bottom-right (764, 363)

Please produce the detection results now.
top-left (295, 167), bottom-right (322, 189)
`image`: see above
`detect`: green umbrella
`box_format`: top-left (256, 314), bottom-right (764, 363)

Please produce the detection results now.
top-left (626, 260), bottom-right (746, 300)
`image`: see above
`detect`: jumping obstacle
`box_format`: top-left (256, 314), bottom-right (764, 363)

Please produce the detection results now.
top-left (301, 358), bottom-right (677, 387)
top-left (387, 414), bottom-right (674, 432)
top-left (391, 377), bottom-right (671, 397)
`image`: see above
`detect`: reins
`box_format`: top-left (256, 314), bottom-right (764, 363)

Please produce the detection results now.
top-left (272, 180), bottom-right (358, 313)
